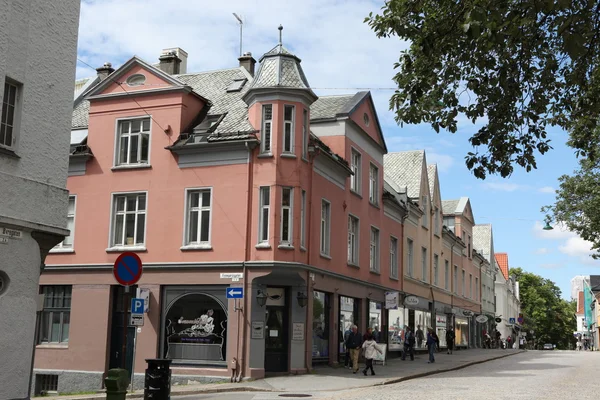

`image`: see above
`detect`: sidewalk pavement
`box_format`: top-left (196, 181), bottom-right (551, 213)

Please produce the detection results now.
top-left (39, 348), bottom-right (525, 400)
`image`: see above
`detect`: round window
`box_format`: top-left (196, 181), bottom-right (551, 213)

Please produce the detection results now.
top-left (0, 270), bottom-right (9, 296)
top-left (126, 74), bottom-right (146, 87)
top-left (363, 113), bottom-right (370, 126)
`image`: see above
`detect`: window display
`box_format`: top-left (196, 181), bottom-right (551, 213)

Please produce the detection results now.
top-left (368, 301), bottom-right (383, 343)
top-left (435, 314), bottom-right (447, 348)
top-left (413, 310), bottom-right (431, 349)
top-left (312, 291), bottom-right (330, 361)
top-left (339, 296), bottom-right (359, 361)
top-left (455, 317), bottom-right (469, 347)
top-left (387, 307), bottom-right (406, 350)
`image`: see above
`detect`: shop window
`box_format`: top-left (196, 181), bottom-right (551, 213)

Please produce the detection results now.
top-left (388, 307), bottom-right (407, 351)
top-left (339, 296), bottom-right (359, 362)
top-left (368, 301), bottom-right (383, 343)
top-left (164, 293), bottom-right (227, 363)
top-left (312, 291), bottom-right (330, 362)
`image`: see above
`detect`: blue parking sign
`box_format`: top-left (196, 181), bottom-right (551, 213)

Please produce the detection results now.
top-left (131, 298), bottom-right (145, 314)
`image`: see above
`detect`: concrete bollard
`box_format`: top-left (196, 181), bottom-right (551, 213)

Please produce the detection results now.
top-left (105, 368), bottom-right (130, 400)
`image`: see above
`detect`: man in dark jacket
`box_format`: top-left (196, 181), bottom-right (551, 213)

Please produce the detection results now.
top-left (402, 326), bottom-right (415, 361)
top-left (345, 324), bottom-right (363, 373)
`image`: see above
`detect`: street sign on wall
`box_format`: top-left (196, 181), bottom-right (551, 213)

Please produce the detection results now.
top-left (226, 287), bottom-right (244, 299)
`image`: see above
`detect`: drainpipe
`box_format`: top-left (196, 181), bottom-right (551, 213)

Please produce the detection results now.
top-left (450, 241), bottom-right (456, 331)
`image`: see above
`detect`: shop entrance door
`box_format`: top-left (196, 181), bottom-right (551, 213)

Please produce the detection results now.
top-left (108, 285), bottom-right (136, 376)
top-left (264, 289), bottom-right (289, 373)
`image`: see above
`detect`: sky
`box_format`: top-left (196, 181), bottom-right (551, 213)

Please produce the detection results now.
top-left (76, 0), bottom-right (598, 299)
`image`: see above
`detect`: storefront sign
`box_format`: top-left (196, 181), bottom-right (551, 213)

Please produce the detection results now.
top-left (292, 323), bottom-right (305, 341)
top-left (436, 315), bottom-right (447, 327)
top-left (130, 313), bottom-right (144, 326)
top-left (251, 321), bottom-right (264, 339)
top-left (475, 315), bottom-right (488, 323)
top-left (462, 310), bottom-right (474, 317)
top-left (404, 295), bottom-right (419, 306)
top-left (385, 291), bottom-right (399, 309)
top-left (495, 317), bottom-right (502, 323)
top-left (0, 227), bottom-right (22, 239)
top-left (136, 288), bottom-right (150, 313)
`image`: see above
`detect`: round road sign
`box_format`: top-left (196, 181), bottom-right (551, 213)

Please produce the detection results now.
top-left (113, 252), bottom-right (143, 286)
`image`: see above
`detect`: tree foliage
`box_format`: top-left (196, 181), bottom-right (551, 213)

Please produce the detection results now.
top-left (511, 268), bottom-right (577, 349)
top-left (366, 0), bottom-right (600, 179)
top-left (543, 158), bottom-right (600, 258)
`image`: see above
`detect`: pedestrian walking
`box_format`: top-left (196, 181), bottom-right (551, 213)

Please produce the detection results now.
top-left (446, 328), bottom-right (455, 354)
top-left (431, 330), bottom-right (440, 352)
top-left (345, 325), bottom-right (363, 374)
top-left (415, 325), bottom-right (425, 348)
top-left (401, 326), bottom-right (415, 361)
top-left (426, 328), bottom-right (436, 363)
top-left (362, 334), bottom-right (382, 376)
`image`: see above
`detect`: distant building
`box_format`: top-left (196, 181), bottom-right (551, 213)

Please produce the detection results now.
top-left (571, 275), bottom-right (590, 301)
top-left (0, 1), bottom-right (80, 399)
top-left (494, 253), bottom-right (521, 344)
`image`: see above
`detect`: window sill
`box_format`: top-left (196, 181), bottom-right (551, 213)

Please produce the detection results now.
top-left (369, 270), bottom-right (381, 276)
top-left (350, 190), bottom-right (362, 199)
top-left (111, 164), bottom-right (152, 171)
top-left (434, 233), bottom-right (441, 238)
top-left (181, 244), bottom-right (212, 251)
top-left (255, 242), bottom-right (271, 249)
top-left (49, 248), bottom-right (75, 254)
top-left (347, 262), bottom-right (360, 269)
top-left (278, 244), bottom-right (294, 250)
top-left (280, 153), bottom-right (297, 159)
top-left (36, 343), bottom-right (69, 349)
top-left (106, 246), bottom-right (147, 253)
top-left (389, 276), bottom-right (399, 281)
top-left (0, 146), bottom-right (20, 159)
top-left (258, 153), bottom-right (273, 159)
top-left (369, 201), bottom-right (380, 209)
top-left (300, 246), bottom-right (307, 252)
top-left (301, 157), bottom-right (309, 163)
top-left (319, 253), bottom-right (332, 260)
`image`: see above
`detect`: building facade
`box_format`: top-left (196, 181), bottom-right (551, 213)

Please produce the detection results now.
top-left (494, 253), bottom-right (521, 344)
top-left (473, 224), bottom-right (499, 343)
top-left (0, 1), bottom-right (80, 399)
top-left (32, 42), bottom-right (414, 394)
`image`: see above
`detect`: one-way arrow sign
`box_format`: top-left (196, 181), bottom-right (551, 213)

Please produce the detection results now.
top-left (226, 287), bottom-right (244, 299)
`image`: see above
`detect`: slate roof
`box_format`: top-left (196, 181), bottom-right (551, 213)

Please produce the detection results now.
top-left (310, 92), bottom-right (367, 121)
top-left (441, 197), bottom-right (469, 215)
top-left (591, 275), bottom-right (600, 293)
top-left (383, 150), bottom-right (425, 199)
top-left (248, 44), bottom-right (311, 90)
top-left (495, 253), bottom-right (509, 280)
top-left (473, 224), bottom-right (493, 264)
top-left (426, 164), bottom-right (437, 198)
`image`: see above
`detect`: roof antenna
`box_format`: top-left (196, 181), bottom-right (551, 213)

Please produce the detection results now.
top-left (278, 24), bottom-right (283, 48)
top-left (233, 13), bottom-right (243, 57)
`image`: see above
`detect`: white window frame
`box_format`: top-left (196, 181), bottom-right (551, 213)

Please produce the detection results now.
top-left (369, 163), bottom-right (379, 205)
top-left (370, 226), bottom-right (380, 273)
top-left (462, 269), bottom-right (466, 297)
top-left (109, 191), bottom-right (147, 249)
top-left (347, 214), bottom-right (359, 265)
top-left (422, 195), bottom-right (428, 227)
top-left (302, 109), bottom-right (308, 159)
top-left (53, 196), bottom-right (77, 251)
top-left (444, 260), bottom-right (449, 290)
top-left (1, 78), bottom-right (21, 149)
top-left (434, 208), bottom-right (440, 235)
top-left (300, 189), bottom-right (306, 249)
top-left (454, 265), bottom-right (458, 294)
top-left (320, 199), bottom-right (331, 256)
top-left (350, 148), bottom-right (361, 194)
top-left (280, 187), bottom-right (294, 246)
top-left (407, 238), bottom-right (414, 277)
top-left (421, 247), bottom-right (427, 282)
top-left (182, 188), bottom-right (213, 249)
top-left (114, 116), bottom-right (151, 167)
top-left (283, 104), bottom-right (295, 154)
top-left (468, 235), bottom-right (472, 258)
top-left (258, 186), bottom-right (270, 244)
top-left (390, 236), bottom-right (398, 279)
top-left (433, 254), bottom-right (439, 286)
top-left (261, 104), bottom-right (273, 154)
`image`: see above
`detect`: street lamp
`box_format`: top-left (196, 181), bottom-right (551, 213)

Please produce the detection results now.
top-left (256, 290), bottom-right (267, 307)
top-left (297, 292), bottom-right (308, 308)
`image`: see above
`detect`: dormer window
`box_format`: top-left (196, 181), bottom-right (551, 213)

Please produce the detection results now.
top-left (193, 115), bottom-right (223, 135)
top-left (126, 74), bottom-right (146, 87)
top-left (226, 78), bottom-right (247, 92)
top-left (116, 117), bottom-right (150, 166)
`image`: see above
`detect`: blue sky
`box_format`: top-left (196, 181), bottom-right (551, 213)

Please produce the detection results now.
top-left (76, 0), bottom-right (598, 299)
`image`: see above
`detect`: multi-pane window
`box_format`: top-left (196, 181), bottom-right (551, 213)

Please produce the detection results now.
top-left (280, 187), bottom-right (293, 245)
top-left (350, 149), bottom-right (361, 193)
top-left (258, 186), bottom-right (270, 243)
top-left (320, 200), bottom-right (331, 256)
top-left (407, 238), bottom-right (414, 277)
top-left (302, 109), bottom-right (308, 159)
top-left (422, 196), bottom-right (428, 227)
top-left (185, 189), bottom-right (212, 245)
top-left (390, 237), bottom-right (398, 279)
top-left (454, 265), bottom-right (458, 294)
top-left (475, 277), bottom-right (479, 301)
top-left (434, 208), bottom-right (440, 235)
top-left (462, 270), bottom-right (466, 297)
top-left (469, 274), bottom-right (473, 298)
top-left (116, 118), bottom-right (150, 165)
top-left (38, 286), bottom-right (72, 344)
top-left (261, 105), bottom-right (272, 154)
top-left (468, 235), bottom-right (472, 258)
top-left (421, 247), bottom-right (427, 282)
top-left (111, 193), bottom-right (146, 247)
top-left (369, 163), bottom-right (379, 205)
top-left (55, 196), bottom-right (76, 249)
top-left (283, 105), bottom-right (295, 153)
top-left (1, 80), bottom-right (19, 148)
top-left (300, 190), bottom-right (306, 248)
top-left (444, 260), bottom-right (449, 290)
top-left (370, 227), bottom-right (380, 273)
top-left (433, 254), bottom-right (439, 286)
top-left (347, 215), bottom-right (359, 265)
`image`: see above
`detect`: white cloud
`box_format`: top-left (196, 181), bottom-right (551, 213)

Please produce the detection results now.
top-left (426, 152), bottom-right (455, 173)
top-left (483, 182), bottom-right (523, 192)
top-left (538, 186), bottom-right (555, 194)
top-left (534, 248), bottom-right (551, 255)
top-left (532, 221), bottom-right (596, 264)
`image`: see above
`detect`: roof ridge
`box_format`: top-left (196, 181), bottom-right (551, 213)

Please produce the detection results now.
top-left (175, 66), bottom-right (243, 77)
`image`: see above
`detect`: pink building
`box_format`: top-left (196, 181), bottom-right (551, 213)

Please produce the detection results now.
top-left (33, 42), bottom-right (409, 394)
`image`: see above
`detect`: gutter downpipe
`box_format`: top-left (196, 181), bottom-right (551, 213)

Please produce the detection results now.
top-left (450, 239), bottom-right (456, 331)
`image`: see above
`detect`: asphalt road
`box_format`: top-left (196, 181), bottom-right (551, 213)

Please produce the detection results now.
top-left (173, 350), bottom-right (600, 400)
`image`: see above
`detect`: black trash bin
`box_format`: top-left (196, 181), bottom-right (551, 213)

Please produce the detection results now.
top-left (144, 359), bottom-right (172, 400)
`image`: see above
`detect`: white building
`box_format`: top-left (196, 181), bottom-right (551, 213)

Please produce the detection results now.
top-left (494, 253), bottom-right (521, 343)
top-left (571, 275), bottom-right (590, 301)
top-left (0, 1), bottom-right (80, 399)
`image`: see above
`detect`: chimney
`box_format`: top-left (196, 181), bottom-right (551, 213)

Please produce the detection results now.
top-left (96, 62), bottom-right (115, 81)
top-left (161, 47), bottom-right (188, 74)
top-left (238, 52), bottom-right (256, 76)
top-left (158, 50), bottom-right (181, 75)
